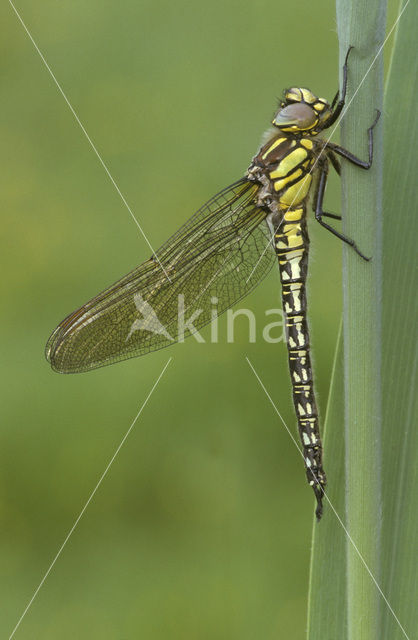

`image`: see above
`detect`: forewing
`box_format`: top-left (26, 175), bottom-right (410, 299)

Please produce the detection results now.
top-left (46, 179), bottom-right (275, 373)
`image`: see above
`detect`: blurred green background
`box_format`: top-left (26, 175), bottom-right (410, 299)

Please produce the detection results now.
top-left (0, 1), bottom-right (395, 638)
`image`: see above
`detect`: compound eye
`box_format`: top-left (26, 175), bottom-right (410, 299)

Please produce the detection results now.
top-left (272, 102), bottom-right (317, 131)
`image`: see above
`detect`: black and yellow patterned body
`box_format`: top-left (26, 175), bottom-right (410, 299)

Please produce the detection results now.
top-left (46, 49), bottom-right (379, 519)
top-left (244, 73), bottom-right (378, 517)
top-left (247, 127), bottom-right (327, 511)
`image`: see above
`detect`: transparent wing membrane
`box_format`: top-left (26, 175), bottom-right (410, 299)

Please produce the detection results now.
top-left (46, 179), bottom-right (275, 373)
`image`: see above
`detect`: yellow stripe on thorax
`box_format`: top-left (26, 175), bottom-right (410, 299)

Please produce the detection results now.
top-left (278, 174), bottom-right (312, 204)
top-left (262, 136), bottom-right (288, 160)
top-left (270, 147), bottom-right (308, 179)
top-left (299, 139), bottom-right (313, 150)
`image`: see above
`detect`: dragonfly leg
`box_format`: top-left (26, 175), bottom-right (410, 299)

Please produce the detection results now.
top-left (327, 109), bottom-right (380, 169)
top-left (312, 162), bottom-right (341, 220)
top-left (328, 150), bottom-right (341, 176)
top-left (314, 160), bottom-right (370, 261)
top-left (324, 46), bottom-right (353, 127)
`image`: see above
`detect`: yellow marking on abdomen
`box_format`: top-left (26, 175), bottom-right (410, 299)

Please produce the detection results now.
top-left (282, 222), bottom-right (302, 234)
top-left (277, 234), bottom-right (304, 250)
top-left (289, 256), bottom-right (303, 282)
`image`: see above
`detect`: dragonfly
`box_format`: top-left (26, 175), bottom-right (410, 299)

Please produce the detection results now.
top-left (46, 47), bottom-right (379, 519)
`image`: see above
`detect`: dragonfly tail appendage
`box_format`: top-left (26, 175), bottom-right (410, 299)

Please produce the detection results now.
top-left (274, 206), bottom-right (326, 519)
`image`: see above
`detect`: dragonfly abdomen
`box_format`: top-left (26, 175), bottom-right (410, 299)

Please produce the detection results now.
top-left (274, 206), bottom-right (326, 518)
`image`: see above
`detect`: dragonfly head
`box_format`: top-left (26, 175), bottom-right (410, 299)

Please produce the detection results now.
top-left (272, 87), bottom-right (331, 135)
